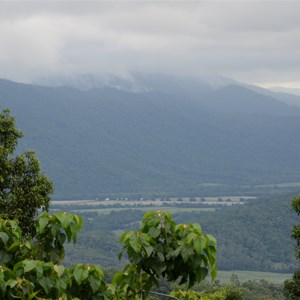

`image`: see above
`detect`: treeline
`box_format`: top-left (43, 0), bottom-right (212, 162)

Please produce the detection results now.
top-left (62, 192), bottom-right (299, 273)
top-left (172, 192), bottom-right (299, 272)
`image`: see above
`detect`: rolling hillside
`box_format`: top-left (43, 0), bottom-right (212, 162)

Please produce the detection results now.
top-left (1, 77), bottom-right (300, 198)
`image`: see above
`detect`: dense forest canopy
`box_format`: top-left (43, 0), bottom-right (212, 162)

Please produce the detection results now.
top-left (62, 192), bottom-right (299, 273)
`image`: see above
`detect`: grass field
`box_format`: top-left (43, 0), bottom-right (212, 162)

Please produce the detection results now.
top-left (217, 270), bottom-right (292, 284)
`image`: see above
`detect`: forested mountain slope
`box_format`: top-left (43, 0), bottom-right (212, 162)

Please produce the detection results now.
top-left (175, 192), bottom-right (299, 272)
top-left (1, 78), bottom-right (300, 198)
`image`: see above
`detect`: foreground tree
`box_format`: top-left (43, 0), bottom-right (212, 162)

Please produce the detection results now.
top-left (284, 194), bottom-right (300, 299)
top-left (0, 110), bottom-right (218, 299)
top-left (0, 210), bottom-right (217, 299)
top-left (0, 109), bottom-right (53, 237)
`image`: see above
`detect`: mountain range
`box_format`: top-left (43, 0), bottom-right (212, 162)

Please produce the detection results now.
top-left (1, 74), bottom-right (300, 199)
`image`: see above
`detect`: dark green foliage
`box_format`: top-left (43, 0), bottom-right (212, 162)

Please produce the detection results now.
top-left (284, 270), bottom-right (300, 299)
top-left (284, 195), bottom-right (300, 299)
top-left (171, 284), bottom-right (243, 300)
top-left (115, 211), bottom-right (217, 298)
top-left (174, 193), bottom-right (299, 272)
top-left (0, 109), bottom-right (53, 237)
top-left (0, 211), bottom-right (217, 299)
top-left (240, 280), bottom-right (286, 300)
top-left (0, 212), bottom-right (93, 299)
top-left (171, 277), bottom-right (286, 300)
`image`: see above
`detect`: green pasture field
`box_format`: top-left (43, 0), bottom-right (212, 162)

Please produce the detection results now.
top-left (217, 270), bottom-right (292, 284)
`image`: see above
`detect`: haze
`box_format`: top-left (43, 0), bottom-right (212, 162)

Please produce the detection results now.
top-left (0, 1), bottom-right (300, 93)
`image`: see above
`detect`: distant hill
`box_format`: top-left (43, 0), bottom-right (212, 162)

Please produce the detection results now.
top-left (1, 77), bottom-right (300, 199)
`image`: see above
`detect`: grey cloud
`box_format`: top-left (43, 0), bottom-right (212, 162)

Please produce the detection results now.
top-left (0, 1), bottom-right (299, 87)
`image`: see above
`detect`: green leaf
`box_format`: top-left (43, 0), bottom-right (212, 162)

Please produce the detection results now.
top-left (120, 230), bottom-right (134, 243)
top-left (7, 241), bottom-right (20, 252)
top-left (180, 246), bottom-right (192, 263)
top-left (55, 277), bottom-right (68, 294)
top-left (23, 260), bottom-right (38, 273)
top-left (28, 290), bottom-right (40, 300)
top-left (57, 232), bottom-right (66, 245)
top-left (144, 214), bottom-right (160, 228)
top-left (38, 216), bottom-right (49, 233)
top-left (38, 276), bottom-right (53, 294)
top-left (54, 265), bottom-right (65, 278)
top-left (74, 214), bottom-right (83, 229)
top-left (65, 226), bottom-right (72, 243)
top-left (0, 232), bottom-right (9, 246)
top-left (73, 265), bottom-right (89, 285)
top-left (129, 237), bottom-right (142, 252)
top-left (88, 275), bottom-right (101, 293)
top-left (144, 245), bottom-right (154, 257)
top-left (211, 265), bottom-right (217, 281)
top-left (24, 241), bottom-right (32, 249)
top-left (157, 252), bottom-right (165, 262)
top-left (6, 279), bottom-right (18, 288)
top-left (196, 267), bottom-right (208, 283)
top-left (194, 237), bottom-right (206, 255)
top-left (192, 223), bottom-right (202, 233)
top-left (57, 212), bottom-right (74, 229)
top-left (187, 232), bottom-right (198, 243)
top-left (148, 227), bottom-right (160, 238)
top-left (206, 234), bottom-right (217, 245)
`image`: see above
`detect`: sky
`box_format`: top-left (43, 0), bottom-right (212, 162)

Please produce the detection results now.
top-left (0, 1), bottom-right (300, 91)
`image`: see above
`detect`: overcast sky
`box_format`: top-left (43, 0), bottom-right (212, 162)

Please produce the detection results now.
top-left (0, 1), bottom-right (300, 90)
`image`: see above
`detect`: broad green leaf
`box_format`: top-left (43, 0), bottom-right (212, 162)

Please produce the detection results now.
top-left (148, 227), bottom-right (160, 238)
top-left (57, 232), bottom-right (66, 245)
top-left (73, 265), bottom-right (89, 285)
top-left (7, 241), bottom-right (20, 252)
top-left (88, 274), bottom-right (101, 293)
top-left (196, 267), bottom-right (208, 283)
top-left (194, 237), bottom-right (206, 255)
top-left (180, 246), bottom-right (192, 263)
top-left (6, 279), bottom-right (18, 288)
top-left (54, 265), bottom-right (65, 278)
top-left (144, 245), bottom-right (153, 257)
top-left (57, 212), bottom-right (74, 229)
top-left (35, 263), bottom-right (43, 279)
top-left (211, 264), bottom-right (217, 281)
top-left (55, 277), bottom-right (68, 294)
top-left (50, 223), bottom-right (59, 238)
top-left (120, 230), bottom-right (134, 243)
top-left (65, 226), bottom-right (72, 243)
top-left (94, 265), bottom-right (104, 279)
top-left (23, 260), bottom-right (38, 273)
top-left (38, 216), bottom-right (49, 233)
top-left (0, 232), bottom-right (9, 246)
top-left (143, 215), bottom-right (160, 228)
top-left (38, 276), bottom-right (53, 294)
top-left (157, 252), bottom-right (165, 262)
top-left (129, 237), bottom-right (142, 252)
top-left (24, 241), bottom-right (32, 249)
top-left (206, 234), bottom-right (217, 245)
top-left (186, 232), bottom-right (198, 243)
top-left (74, 214), bottom-right (83, 229)
top-left (192, 223), bottom-right (202, 233)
